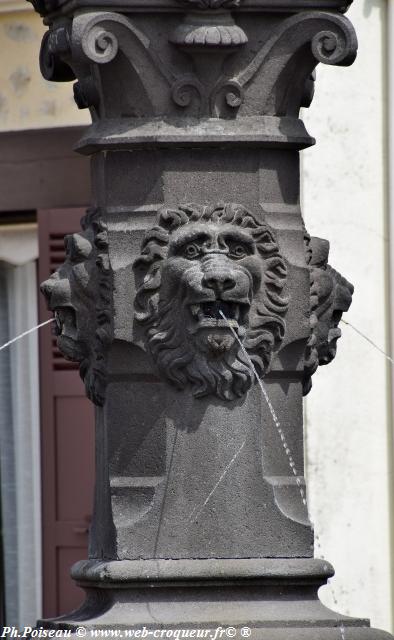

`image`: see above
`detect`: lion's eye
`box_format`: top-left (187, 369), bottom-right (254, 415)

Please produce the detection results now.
top-left (183, 243), bottom-right (200, 259)
top-left (230, 244), bottom-right (248, 259)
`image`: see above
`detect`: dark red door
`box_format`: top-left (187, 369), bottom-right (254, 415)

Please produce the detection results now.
top-left (38, 209), bottom-right (95, 618)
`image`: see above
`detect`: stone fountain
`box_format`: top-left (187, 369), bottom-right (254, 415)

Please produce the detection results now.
top-left (34, 0), bottom-right (393, 636)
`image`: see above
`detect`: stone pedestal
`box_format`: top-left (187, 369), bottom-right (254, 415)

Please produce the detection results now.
top-left (33, 0), bottom-right (393, 637)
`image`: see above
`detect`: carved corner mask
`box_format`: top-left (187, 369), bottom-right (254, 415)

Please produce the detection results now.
top-left (40, 208), bottom-right (111, 406)
top-left (134, 203), bottom-right (289, 400)
top-left (41, 205), bottom-right (354, 405)
top-left (303, 232), bottom-right (354, 395)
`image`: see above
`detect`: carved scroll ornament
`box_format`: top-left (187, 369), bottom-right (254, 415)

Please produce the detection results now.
top-left (37, 8), bottom-right (357, 118)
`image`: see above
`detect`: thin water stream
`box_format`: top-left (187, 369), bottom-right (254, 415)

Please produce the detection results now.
top-left (341, 319), bottom-right (394, 365)
top-left (1, 313), bottom-right (390, 638)
top-left (0, 318), bottom-right (54, 352)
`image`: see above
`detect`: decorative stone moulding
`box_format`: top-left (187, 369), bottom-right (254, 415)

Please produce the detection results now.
top-left (32, 0), bottom-right (394, 636)
top-left (31, 0), bottom-right (355, 16)
top-left (176, 0), bottom-right (242, 8)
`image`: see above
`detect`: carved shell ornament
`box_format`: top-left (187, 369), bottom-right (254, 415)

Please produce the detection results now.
top-left (134, 203), bottom-right (288, 401)
top-left (171, 16), bottom-right (247, 49)
top-left (171, 4), bottom-right (247, 52)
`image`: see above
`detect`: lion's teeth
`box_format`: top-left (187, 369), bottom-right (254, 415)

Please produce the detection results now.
top-left (191, 304), bottom-right (200, 316)
top-left (218, 319), bottom-right (238, 328)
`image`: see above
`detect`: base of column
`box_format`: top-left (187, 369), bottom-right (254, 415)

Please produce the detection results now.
top-left (37, 559), bottom-right (393, 639)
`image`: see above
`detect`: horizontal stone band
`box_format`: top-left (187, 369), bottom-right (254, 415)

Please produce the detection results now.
top-left (71, 558), bottom-right (334, 584)
top-left (43, 0), bottom-right (352, 17)
top-left (76, 116), bottom-right (315, 154)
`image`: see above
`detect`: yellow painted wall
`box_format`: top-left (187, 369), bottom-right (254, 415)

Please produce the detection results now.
top-left (0, 8), bottom-right (89, 131)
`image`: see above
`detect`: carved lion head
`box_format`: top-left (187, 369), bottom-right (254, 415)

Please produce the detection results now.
top-left (134, 203), bottom-right (288, 400)
top-left (302, 232), bottom-right (354, 395)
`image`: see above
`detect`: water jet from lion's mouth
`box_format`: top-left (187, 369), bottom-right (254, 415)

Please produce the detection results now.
top-left (201, 301), bottom-right (239, 320)
top-left (190, 300), bottom-right (240, 320)
top-left (189, 300), bottom-right (248, 335)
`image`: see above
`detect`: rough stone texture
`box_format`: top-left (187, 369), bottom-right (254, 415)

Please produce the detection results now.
top-left (33, 0), bottom-right (393, 636)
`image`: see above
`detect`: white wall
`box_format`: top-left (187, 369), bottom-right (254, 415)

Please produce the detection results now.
top-left (0, 255), bottom-right (42, 628)
top-left (303, 0), bottom-right (393, 632)
top-left (0, 7), bottom-right (89, 131)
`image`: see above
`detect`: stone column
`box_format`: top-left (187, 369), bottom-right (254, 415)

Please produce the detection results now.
top-left (34, 0), bottom-right (393, 637)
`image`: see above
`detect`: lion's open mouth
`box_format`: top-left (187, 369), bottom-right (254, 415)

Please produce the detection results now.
top-left (53, 307), bottom-right (87, 362)
top-left (189, 300), bottom-right (248, 331)
top-left (54, 308), bottom-right (77, 337)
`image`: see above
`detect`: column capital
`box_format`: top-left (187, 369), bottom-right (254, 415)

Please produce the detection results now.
top-left (36, 4), bottom-right (356, 125)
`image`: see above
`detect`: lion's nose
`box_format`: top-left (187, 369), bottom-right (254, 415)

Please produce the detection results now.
top-left (202, 272), bottom-right (236, 295)
top-left (40, 274), bottom-right (58, 300)
top-left (40, 274), bottom-right (71, 310)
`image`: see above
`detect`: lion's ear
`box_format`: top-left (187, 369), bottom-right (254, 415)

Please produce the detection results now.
top-left (133, 228), bottom-right (168, 271)
top-left (255, 229), bottom-right (280, 257)
top-left (134, 265), bottom-right (162, 323)
top-left (134, 245), bottom-right (167, 269)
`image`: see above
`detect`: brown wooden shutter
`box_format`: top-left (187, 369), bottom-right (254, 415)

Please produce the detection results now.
top-left (38, 209), bottom-right (95, 619)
